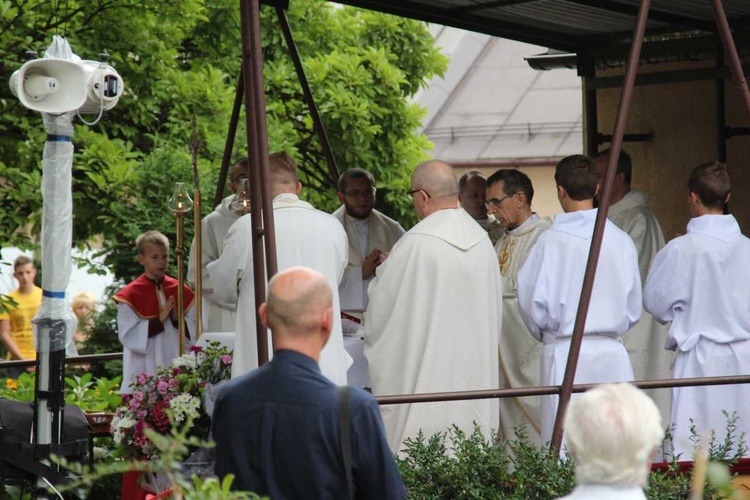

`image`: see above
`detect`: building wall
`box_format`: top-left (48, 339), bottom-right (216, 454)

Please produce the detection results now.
top-left (595, 60), bottom-right (750, 240)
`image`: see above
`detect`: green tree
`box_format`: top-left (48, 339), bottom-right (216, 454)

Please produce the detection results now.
top-left (0, 0), bottom-right (446, 283)
top-left (1, 0), bottom-right (446, 366)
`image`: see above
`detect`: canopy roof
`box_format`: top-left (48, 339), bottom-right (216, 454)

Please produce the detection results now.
top-left (334, 0), bottom-right (750, 59)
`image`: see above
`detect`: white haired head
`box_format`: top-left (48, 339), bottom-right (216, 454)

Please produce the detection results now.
top-left (564, 383), bottom-right (663, 488)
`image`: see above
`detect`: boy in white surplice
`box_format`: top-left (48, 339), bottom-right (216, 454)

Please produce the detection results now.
top-left (517, 154), bottom-right (641, 445)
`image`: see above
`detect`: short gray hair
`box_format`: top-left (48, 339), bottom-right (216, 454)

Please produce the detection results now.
top-left (564, 383), bottom-right (663, 488)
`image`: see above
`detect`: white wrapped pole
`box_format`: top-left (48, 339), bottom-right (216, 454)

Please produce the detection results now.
top-left (30, 36), bottom-right (79, 491)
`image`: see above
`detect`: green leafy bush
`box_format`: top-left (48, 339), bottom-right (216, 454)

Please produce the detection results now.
top-left (0, 371), bottom-right (121, 412)
top-left (397, 419), bottom-right (747, 500)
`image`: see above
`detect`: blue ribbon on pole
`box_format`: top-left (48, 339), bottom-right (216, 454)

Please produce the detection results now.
top-left (42, 290), bottom-right (66, 299)
top-left (46, 134), bottom-right (72, 142)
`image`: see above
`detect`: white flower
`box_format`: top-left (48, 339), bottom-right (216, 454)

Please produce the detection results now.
top-left (168, 393), bottom-right (201, 423)
top-left (172, 355), bottom-right (197, 369)
top-left (110, 414), bottom-right (136, 444)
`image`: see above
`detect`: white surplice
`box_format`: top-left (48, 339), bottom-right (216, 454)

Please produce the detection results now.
top-left (495, 214), bottom-right (552, 446)
top-left (643, 214), bottom-right (750, 458)
top-left (558, 484), bottom-right (647, 500)
top-left (208, 193), bottom-right (352, 385)
top-left (118, 299), bottom-right (195, 394)
top-left (517, 209), bottom-right (641, 445)
top-left (333, 206), bottom-right (405, 387)
top-left (365, 208), bottom-right (502, 452)
top-left (333, 206), bottom-right (405, 317)
top-left (607, 191), bottom-right (673, 420)
top-left (187, 195), bottom-right (240, 332)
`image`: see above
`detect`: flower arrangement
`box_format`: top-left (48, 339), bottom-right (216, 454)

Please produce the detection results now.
top-left (111, 341), bottom-right (232, 459)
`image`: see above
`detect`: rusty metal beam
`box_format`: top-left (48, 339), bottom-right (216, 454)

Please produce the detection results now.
top-left (375, 374), bottom-right (750, 405)
top-left (276, 6), bottom-right (340, 186)
top-left (711, 0), bottom-right (750, 121)
top-left (549, 0), bottom-right (651, 455)
top-left (214, 70), bottom-right (245, 209)
top-left (239, 0), bottom-right (275, 366)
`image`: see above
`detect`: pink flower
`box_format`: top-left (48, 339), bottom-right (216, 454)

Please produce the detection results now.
top-left (136, 409), bottom-right (147, 420)
top-left (168, 378), bottom-right (178, 389)
top-left (157, 381), bottom-right (169, 395)
top-left (132, 391), bottom-right (144, 402)
top-left (220, 354), bottom-right (233, 365)
top-left (136, 373), bottom-right (150, 385)
top-left (189, 345), bottom-right (203, 353)
top-left (172, 367), bottom-right (181, 375)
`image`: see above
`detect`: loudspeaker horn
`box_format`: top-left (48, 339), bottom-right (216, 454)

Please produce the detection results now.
top-left (78, 60), bottom-right (124, 114)
top-left (9, 58), bottom-right (87, 114)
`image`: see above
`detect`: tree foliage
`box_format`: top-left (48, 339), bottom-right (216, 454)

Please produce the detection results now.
top-left (0, 0), bottom-right (447, 284)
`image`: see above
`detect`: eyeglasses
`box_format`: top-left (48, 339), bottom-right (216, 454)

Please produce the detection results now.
top-left (231, 175), bottom-right (249, 184)
top-left (407, 188), bottom-right (432, 199)
top-left (343, 188), bottom-right (376, 199)
top-left (484, 194), bottom-right (512, 208)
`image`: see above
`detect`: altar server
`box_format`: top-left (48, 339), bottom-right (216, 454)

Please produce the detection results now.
top-left (209, 152), bottom-right (351, 384)
top-left (644, 161), bottom-right (750, 459)
top-left (365, 159), bottom-right (502, 452)
top-left (187, 159), bottom-right (249, 332)
top-left (517, 154), bottom-right (641, 445)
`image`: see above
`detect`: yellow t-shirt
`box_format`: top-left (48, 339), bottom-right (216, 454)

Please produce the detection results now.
top-left (0, 287), bottom-right (43, 360)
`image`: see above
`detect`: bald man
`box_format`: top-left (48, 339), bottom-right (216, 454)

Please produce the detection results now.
top-left (209, 152), bottom-right (351, 384)
top-left (458, 171), bottom-right (504, 244)
top-left (213, 267), bottom-right (406, 498)
top-left (365, 160), bottom-right (502, 452)
top-left (187, 159), bottom-right (249, 332)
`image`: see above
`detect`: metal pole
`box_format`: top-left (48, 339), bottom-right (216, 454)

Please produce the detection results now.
top-left (711, 0), bottom-right (750, 120)
top-left (276, 5), bottom-right (340, 186)
top-left (239, 0), bottom-right (275, 365)
top-left (375, 374), bottom-right (750, 405)
top-left (176, 213), bottom-right (186, 355)
top-left (582, 58), bottom-right (599, 157)
top-left (248, 0), bottom-right (278, 280)
top-left (549, 0), bottom-right (651, 454)
top-left (193, 188), bottom-right (203, 340)
top-left (214, 70), bottom-right (245, 209)
top-left (715, 46), bottom-right (727, 163)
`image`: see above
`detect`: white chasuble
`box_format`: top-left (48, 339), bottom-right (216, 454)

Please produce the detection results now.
top-left (208, 194), bottom-right (352, 384)
top-left (365, 208), bottom-right (502, 452)
top-left (644, 214), bottom-right (750, 458)
top-left (517, 209), bottom-right (641, 445)
top-left (187, 195), bottom-right (241, 332)
top-left (118, 298), bottom-right (195, 395)
top-left (607, 191), bottom-right (673, 420)
top-left (494, 214), bottom-right (552, 446)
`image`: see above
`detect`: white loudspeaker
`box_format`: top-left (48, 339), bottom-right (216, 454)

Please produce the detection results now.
top-left (9, 58), bottom-right (87, 114)
top-left (78, 60), bottom-right (123, 114)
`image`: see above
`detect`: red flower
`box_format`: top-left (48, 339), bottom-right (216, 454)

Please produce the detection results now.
top-left (151, 401), bottom-right (170, 433)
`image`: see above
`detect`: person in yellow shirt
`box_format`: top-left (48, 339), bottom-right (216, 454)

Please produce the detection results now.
top-left (0, 255), bottom-right (42, 378)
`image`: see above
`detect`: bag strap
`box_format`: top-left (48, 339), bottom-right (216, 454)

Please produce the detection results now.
top-left (337, 385), bottom-right (355, 500)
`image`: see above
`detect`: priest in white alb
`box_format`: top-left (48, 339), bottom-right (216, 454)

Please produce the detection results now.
top-left (208, 152), bottom-right (351, 384)
top-left (644, 161), bottom-right (750, 459)
top-left (333, 168), bottom-right (405, 387)
top-left (517, 154), bottom-right (641, 445)
top-left (593, 149), bottom-right (672, 422)
top-left (365, 160), bottom-right (502, 452)
top-left (187, 159), bottom-right (249, 333)
top-left (486, 169), bottom-right (551, 446)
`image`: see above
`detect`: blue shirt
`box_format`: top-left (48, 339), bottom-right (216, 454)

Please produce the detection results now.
top-left (212, 349), bottom-right (406, 499)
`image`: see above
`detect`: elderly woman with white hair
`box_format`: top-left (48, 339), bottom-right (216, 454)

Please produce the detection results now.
top-left (558, 383), bottom-right (664, 500)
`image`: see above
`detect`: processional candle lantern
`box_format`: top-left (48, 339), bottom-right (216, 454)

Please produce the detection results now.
top-left (168, 182), bottom-right (193, 355)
